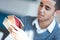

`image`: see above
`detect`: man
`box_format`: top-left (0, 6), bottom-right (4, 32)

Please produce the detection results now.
top-left (6, 0), bottom-right (60, 40)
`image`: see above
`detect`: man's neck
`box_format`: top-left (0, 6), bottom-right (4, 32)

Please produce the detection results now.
top-left (38, 17), bottom-right (54, 29)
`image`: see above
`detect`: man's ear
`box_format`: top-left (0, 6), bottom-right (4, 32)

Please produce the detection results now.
top-left (55, 10), bottom-right (60, 23)
top-left (54, 10), bottom-right (60, 16)
top-left (54, 11), bottom-right (56, 16)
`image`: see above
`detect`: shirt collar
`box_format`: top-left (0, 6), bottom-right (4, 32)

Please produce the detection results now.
top-left (32, 18), bottom-right (56, 33)
top-left (47, 18), bottom-right (56, 33)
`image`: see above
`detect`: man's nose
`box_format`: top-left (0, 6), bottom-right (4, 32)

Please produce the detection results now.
top-left (40, 7), bottom-right (45, 15)
top-left (40, 7), bottom-right (44, 13)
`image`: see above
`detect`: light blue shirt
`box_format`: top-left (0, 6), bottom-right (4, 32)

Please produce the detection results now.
top-left (24, 18), bottom-right (56, 40)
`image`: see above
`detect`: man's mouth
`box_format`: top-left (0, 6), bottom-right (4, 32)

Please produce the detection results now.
top-left (38, 13), bottom-right (44, 17)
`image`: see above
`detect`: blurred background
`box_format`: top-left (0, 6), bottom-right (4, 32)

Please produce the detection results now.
top-left (0, 0), bottom-right (40, 16)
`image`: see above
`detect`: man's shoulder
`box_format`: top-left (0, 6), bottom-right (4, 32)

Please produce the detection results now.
top-left (54, 23), bottom-right (60, 35)
top-left (21, 16), bottom-right (36, 23)
top-left (21, 16), bottom-right (36, 20)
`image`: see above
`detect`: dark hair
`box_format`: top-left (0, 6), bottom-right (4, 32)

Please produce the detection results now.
top-left (53, 0), bottom-right (60, 10)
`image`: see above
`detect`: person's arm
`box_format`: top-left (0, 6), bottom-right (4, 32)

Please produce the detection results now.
top-left (3, 15), bottom-right (31, 40)
top-left (9, 25), bottom-right (31, 40)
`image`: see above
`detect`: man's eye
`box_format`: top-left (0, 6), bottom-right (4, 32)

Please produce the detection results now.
top-left (45, 6), bottom-right (51, 10)
top-left (40, 4), bottom-right (43, 7)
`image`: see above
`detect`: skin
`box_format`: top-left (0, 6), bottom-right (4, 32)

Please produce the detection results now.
top-left (37, 0), bottom-right (56, 29)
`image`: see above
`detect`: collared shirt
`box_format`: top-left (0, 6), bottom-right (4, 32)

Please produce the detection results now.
top-left (32, 18), bottom-right (56, 34)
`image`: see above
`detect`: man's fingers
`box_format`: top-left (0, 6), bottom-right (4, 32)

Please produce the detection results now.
top-left (11, 24), bottom-right (21, 31)
top-left (8, 25), bottom-right (17, 34)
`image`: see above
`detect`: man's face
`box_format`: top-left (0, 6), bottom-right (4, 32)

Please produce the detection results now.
top-left (38, 0), bottom-right (56, 22)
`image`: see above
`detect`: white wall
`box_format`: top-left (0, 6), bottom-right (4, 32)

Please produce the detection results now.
top-left (0, 0), bottom-right (40, 16)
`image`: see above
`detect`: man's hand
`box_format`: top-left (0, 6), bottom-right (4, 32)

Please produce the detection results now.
top-left (3, 15), bottom-right (30, 40)
top-left (9, 25), bottom-right (31, 40)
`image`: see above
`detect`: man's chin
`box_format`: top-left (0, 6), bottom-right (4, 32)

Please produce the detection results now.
top-left (38, 18), bottom-right (45, 22)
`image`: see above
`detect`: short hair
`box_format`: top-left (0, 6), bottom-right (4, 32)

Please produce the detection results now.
top-left (53, 0), bottom-right (60, 10)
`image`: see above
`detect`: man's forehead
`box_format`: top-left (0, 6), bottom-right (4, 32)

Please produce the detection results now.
top-left (41, 0), bottom-right (56, 3)
top-left (41, 0), bottom-right (56, 6)
top-left (42, 0), bottom-right (54, 1)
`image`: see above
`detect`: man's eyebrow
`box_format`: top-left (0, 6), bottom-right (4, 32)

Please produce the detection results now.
top-left (40, 2), bottom-right (43, 4)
